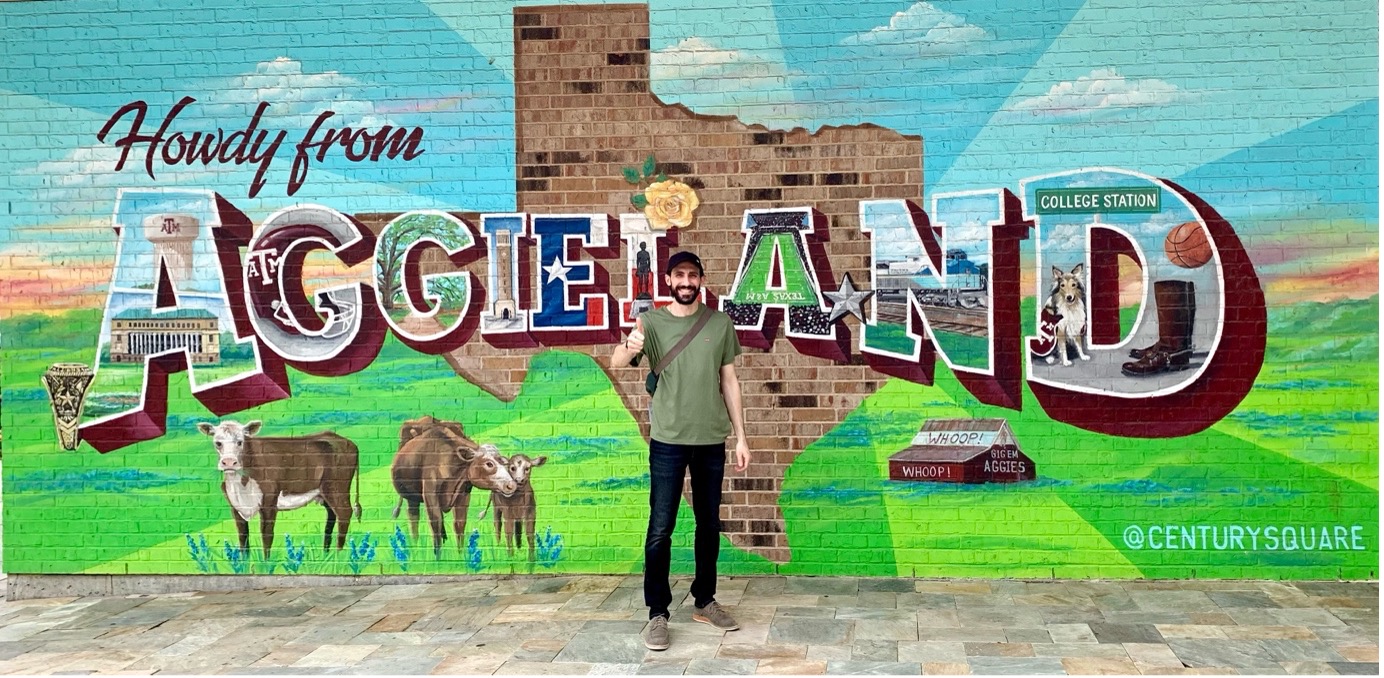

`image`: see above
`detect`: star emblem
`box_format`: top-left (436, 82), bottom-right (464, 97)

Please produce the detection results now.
top-left (824, 273), bottom-right (874, 323)
top-left (543, 256), bottom-right (571, 284)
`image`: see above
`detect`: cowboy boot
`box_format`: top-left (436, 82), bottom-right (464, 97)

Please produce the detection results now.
top-left (1122, 280), bottom-right (1195, 376)
top-left (1127, 280), bottom-right (1197, 359)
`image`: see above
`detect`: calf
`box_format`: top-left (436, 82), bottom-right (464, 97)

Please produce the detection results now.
top-left (197, 420), bottom-right (361, 558)
top-left (389, 415), bottom-right (517, 557)
top-left (490, 453), bottom-right (547, 564)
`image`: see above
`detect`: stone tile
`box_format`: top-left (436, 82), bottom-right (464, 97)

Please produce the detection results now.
top-left (1128, 591), bottom-right (1220, 613)
top-left (955, 607), bottom-right (1044, 628)
top-left (1122, 642), bottom-right (1183, 668)
top-left (1003, 628), bottom-right (1050, 643)
top-left (1259, 640), bottom-right (1347, 662)
top-left (1030, 643), bottom-right (1131, 659)
top-left (851, 639), bottom-right (897, 662)
top-left (858, 579), bottom-right (915, 593)
top-left (492, 603), bottom-right (567, 623)
top-left (1332, 608), bottom-right (1379, 623)
top-left (1061, 656), bottom-right (1139, 674)
top-left (590, 663), bottom-right (642, 675)
top-left (684, 658), bottom-right (757, 674)
top-left (349, 630), bottom-right (433, 646)
top-left (1311, 626), bottom-right (1377, 645)
top-left (513, 637), bottom-right (568, 662)
top-left (1222, 626), bottom-right (1317, 640)
top-left (897, 641), bottom-right (965, 663)
top-left (1334, 645), bottom-right (1378, 662)
top-left (920, 662), bottom-right (970, 674)
top-left (748, 595), bottom-right (831, 607)
top-left (855, 619), bottom-right (917, 641)
top-left (835, 608), bottom-right (915, 622)
top-left (777, 607), bottom-right (836, 619)
top-left (768, 619), bottom-right (852, 645)
top-left (641, 634), bottom-right (722, 662)
top-left (328, 655), bottom-right (444, 674)
top-left (554, 633), bottom-right (647, 664)
top-left (1155, 624), bottom-right (1228, 639)
top-left (1278, 660), bottom-right (1341, 675)
top-left (756, 658), bottom-right (827, 674)
top-left (636, 660), bottom-right (689, 675)
top-left (963, 642), bottom-right (1033, 658)
top-left (1046, 623), bottom-right (1097, 643)
top-left (951, 594), bottom-right (1015, 609)
top-left (559, 577), bottom-right (624, 594)
top-left (964, 657), bottom-right (1065, 675)
top-left (915, 627), bottom-right (1006, 643)
top-left (911, 610), bottom-right (960, 629)
top-left (1187, 612), bottom-right (1236, 626)
top-left (823, 660), bottom-right (922, 674)
top-left (1207, 591), bottom-right (1281, 608)
top-left (1102, 611), bottom-right (1193, 625)
top-left (1327, 662), bottom-right (1379, 675)
top-left (1267, 609), bottom-right (1347, 627)
top-left (1089, 622), bottom-right (1165, 644)
top-left (493, 660), bottom-right (594, 674)
top-left (469, 621), bottom-right (586, 644)
top-left (916, 582), bottom-right (989, 595)
top-left (806, 645), bottom-right (854, 661)
top-left (1168, 639), bottom-right (1284, 670)
top-left (717, 644), bottom-right (805, 660)
top-left (897, 593), bottom-right (957, 610)
top-left (292, 644), bottom-right (381, 668)
top-left (785, 578), bottom-right (859, 596)
top-left (854, 592), bottom-right (899, 609)
top-left (728, 622), bottom-right (771, 646)
top-left (582, 620), bottom-right (649, 635)
top-left (1038, 606), bottom-right (1105, 624)
top-left (251, 645), bottom-right (318, 667)
top-left (45, 648), bottom-right (147, 673)
top-left (744, 579), bottom-right (788, 596)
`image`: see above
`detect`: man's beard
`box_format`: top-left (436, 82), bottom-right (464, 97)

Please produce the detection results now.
top-left (673, 284), bottom-right (700, 305)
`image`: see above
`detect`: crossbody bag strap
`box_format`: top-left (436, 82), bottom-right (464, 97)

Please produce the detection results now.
top-left (653, 308), bottom-right (714, 376)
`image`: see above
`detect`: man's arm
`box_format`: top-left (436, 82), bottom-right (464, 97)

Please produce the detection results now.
top-left (720, 363), bottom-right (750, 472)
top-left (610, 316), bottom-right (645, 369)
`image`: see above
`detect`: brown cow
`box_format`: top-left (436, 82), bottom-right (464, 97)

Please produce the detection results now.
top-left (489, 453), bottom-right (547, 564)
top-left (389, 415), bottom-right (517, 557)
top-left (197, 420), bottom-right (361, 559)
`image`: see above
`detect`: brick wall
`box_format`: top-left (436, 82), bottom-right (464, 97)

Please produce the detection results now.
top-left (503, 3), bottom-right (923, 559)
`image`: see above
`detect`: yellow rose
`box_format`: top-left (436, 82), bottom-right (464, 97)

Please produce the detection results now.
top-left (643, 180), bottom-right (700, 230)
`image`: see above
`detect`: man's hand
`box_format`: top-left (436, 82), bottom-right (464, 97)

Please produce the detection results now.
top-left (610, 316), bottom-right (645, 369)
top-left (627, 316), bottom-right (645, 353)
top-left (734, 438), bottom-right (750, 472)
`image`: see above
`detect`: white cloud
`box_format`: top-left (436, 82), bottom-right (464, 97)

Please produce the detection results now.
top-left (651, 37), bottom-right (820, 128)
top-left (1009, 68), bottom-right (1183, 120)
top-left (193, 57), bottom-right (396, 129)
top-left (843, 2), bottom-right (989, 54)
top-left (652, 37), bottom-right (795, 88)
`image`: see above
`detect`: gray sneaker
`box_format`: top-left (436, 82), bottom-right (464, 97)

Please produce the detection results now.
top-left (692, 601), bottom-right (740, 631)
top-left (644, 615), bottom-right (670, 650)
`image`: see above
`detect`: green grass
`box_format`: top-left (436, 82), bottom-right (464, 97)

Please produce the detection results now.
top-left (3, 297), bottom-right (1377, 580)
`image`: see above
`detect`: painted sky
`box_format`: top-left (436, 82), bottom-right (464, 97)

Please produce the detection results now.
top-left (0, 0), bottom-right (1376, 316)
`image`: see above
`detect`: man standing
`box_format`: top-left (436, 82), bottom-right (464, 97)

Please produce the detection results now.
top-left (610, 250), bottom-right (750, 651)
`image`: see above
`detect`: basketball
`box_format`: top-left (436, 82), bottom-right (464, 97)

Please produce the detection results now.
top-left (1164, 221), bottom-right (1212, 268)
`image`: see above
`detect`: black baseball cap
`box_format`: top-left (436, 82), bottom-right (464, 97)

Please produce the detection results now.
top-left (665, 251), bottom-right (704, 275)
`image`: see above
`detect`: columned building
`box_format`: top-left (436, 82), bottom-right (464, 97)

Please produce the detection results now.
top-left (109, 309), bottom-right (221, 365)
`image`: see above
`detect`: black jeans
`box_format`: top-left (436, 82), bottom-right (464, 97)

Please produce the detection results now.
top-left (644, 438), bottom-right (725, 619)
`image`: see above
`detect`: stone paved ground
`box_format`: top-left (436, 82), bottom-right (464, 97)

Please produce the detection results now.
top-left (0, 576), bottom-right (1375, 675)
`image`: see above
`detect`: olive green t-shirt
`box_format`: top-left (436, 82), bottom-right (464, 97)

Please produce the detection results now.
top-left (637, 305), bottom-right (742, 445)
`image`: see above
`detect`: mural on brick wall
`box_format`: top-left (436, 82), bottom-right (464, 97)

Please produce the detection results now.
top-left (1, 0), bottom-right (1376, 579)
